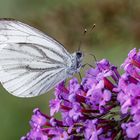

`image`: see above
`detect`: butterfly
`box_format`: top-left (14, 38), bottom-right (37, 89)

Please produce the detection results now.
top-left (0, 19), bottom-right (83, 97)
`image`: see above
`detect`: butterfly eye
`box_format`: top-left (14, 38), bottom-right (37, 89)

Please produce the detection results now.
top-left (76, 52), bottom-right (82, 59)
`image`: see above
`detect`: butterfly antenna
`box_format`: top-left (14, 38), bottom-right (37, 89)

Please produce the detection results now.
top-left (77, 24), bottom-right (96, 52)
top-left (90, 24), bottom-right (96, 32)
top-left (77, 28), bottom-right (87, 51)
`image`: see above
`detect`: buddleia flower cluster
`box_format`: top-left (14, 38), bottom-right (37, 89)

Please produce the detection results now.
top-left (21, 48), bottom-right (140, 140)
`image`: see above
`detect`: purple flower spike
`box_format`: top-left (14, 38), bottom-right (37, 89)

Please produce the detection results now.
top-left (21, 48), bottom-right (140, 139)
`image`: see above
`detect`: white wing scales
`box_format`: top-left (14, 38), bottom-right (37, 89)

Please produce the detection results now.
top-left (0, 19), bottom-right (72, 97)
top-left (0, 20), bottom-right (71, 62)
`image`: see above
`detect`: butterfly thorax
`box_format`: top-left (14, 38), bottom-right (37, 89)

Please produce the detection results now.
top-left (66, 51), bottom-right (83, 77)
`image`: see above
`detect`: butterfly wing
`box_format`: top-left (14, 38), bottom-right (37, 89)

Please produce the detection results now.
top-left (0, 19), bottom-right (72, 97)
top-left (0, 19), bottom-right (71, 61)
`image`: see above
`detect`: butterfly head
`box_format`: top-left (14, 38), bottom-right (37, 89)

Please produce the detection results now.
top-left (71, 51), bottom-right (83, 72)
top-left (75, 51), bottom-right (83, 68)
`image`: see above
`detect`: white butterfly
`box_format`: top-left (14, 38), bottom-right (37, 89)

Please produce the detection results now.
top-left (0, 19), bottom-right (83, 97)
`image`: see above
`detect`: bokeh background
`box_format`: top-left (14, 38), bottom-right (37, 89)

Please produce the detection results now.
top-left (0, 0), bottom-right (139, 139)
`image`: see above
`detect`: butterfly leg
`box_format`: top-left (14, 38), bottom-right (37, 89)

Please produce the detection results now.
top-left (78, 72), bottom-right (82, 81)
top-left (89, 53), bottom-right (97, 62)
top-left (81, 63), bottom-right (94, 68)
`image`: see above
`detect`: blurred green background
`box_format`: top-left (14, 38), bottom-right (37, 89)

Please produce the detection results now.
top-left (0, 0), bottom-right (139, 139)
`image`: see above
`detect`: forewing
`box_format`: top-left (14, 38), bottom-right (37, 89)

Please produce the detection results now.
top-left (0, 19), bottom-right (72, 97)
top-left (0, 19), bottom-right (71, 63)
top-left (0, 43), bottom-right (68, 97)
